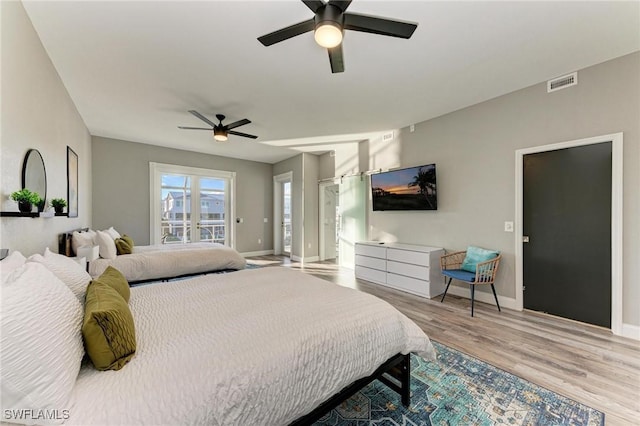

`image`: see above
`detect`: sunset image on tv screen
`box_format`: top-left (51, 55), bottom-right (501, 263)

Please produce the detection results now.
top-left (371, 164), bottom-right (437, 211)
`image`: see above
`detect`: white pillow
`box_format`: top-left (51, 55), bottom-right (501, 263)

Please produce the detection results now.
top-left (96, 230), bottom-right (117, 260)
top-left (0, 262), bottom-right (84, 425)
top-left (27, 248), bottom-right (92, 303)
top-left (1, 251), bottom-right (27, 281)
top-left (104, 226), bottom-right (121, 240)
top-left (71, 230), bottom-right (96, 255)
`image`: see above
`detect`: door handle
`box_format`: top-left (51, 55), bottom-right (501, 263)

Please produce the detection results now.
top-left (522, 236), bottom-right (530, 243)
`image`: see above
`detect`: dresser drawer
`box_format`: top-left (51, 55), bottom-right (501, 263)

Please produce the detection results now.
top-left (387, 272), bottom-right (446, 298)
top-left (355, 255), bottom-right (386, 271)
top-left (355, 244), bottom-right (386, 259)
top-left (386, 248), bottom-right (431, 266)
top-left (386, 273), bottom-right (428, 297)
top-left (355, 266), bottom-right (386, 284)
top-left (387, 260), bottom-right (429, 280)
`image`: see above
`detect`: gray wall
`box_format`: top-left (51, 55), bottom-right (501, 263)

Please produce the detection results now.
top-left (92, 137), bottom-right (273, 254)
top-left (318, 152), bottom-right (335, 180)
top-left (303, 153), bottom-right (319, 259)
top-left (1, 1), bottom-right (92, 255)
top-left (369, 52), bottom-right (640, 327)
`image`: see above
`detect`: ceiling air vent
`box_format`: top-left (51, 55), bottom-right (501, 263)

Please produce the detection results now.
top-left (547, 72), bottom-right (578, 93)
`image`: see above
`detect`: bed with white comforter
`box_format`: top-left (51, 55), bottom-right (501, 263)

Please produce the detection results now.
top-left (65, 267), bottom-right (435, 425)
top-left (88, 242), bottom-right (246, 282)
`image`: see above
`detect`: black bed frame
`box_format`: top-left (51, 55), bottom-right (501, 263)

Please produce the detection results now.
top-left (290, 353), bottom-right (411, 425)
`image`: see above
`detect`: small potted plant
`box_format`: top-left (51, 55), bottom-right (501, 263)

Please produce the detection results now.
top-left (50, 198), bottom-right (67, 214)
top-left (10, 189), bottom-right (41, 213)
top-left (35, 195), bottom-right (46, 213)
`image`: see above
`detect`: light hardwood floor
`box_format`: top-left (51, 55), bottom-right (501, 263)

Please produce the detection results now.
top-left (247, 255), bottom-right (640, 426)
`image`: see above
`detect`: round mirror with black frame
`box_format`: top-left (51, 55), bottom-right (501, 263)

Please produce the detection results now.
top-left (22, 149), bottom-right (47, 212)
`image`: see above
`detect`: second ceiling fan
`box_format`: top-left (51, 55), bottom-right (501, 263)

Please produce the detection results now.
top-left (258, 0), bottom-right (418, 73)
top-left (178, 110), bottom-right (257, 142)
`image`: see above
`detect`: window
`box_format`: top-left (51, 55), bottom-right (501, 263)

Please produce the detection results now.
top-left (150, 163), bottom-right (235, 246)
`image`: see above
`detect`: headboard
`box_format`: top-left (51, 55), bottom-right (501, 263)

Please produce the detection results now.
top-left (58, 228), bottom-right (89, 257)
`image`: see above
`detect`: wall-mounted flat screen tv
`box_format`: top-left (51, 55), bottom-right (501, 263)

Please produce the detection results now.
top-left (371, 164), bottom-right (437, 211)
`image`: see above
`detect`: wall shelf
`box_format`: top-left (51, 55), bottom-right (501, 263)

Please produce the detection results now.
top-left (1, 211), bottom-right (68, 218)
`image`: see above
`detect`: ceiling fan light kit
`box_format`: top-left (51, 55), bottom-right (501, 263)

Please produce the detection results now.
top-left (314, 23), bottom-right (342, 48)
top-left (314, 3), bottom-right (344, 48)
top-left (258, 0), bottom-right (418, 73)
top-left (213, 129), bottom-right (228, 142)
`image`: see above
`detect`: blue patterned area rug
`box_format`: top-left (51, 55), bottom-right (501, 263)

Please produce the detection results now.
top-left (315, 341), bottom-right (603, 426)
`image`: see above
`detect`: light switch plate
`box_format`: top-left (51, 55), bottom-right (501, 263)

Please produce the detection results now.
top-left (504, 221), bottom-right (514, 232)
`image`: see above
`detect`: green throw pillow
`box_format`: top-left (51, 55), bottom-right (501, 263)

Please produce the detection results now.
top-left (82, 281), bottom-right (136, 371)
top-left (115, 235), bottom-right (134, 255)
top-left (93, 266), bottom-right (130, 303)
top-left (121, 234), bottom-right (134, 248)
top-left (461, 246), bottom-right (499, 273)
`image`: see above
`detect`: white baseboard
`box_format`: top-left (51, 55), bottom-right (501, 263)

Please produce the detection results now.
top-left (445, 285), bottom-right (519, 311)
top-left (240, 250), bottom-right (274, 257)
top-left (446, 286), bottom-right (638, 340)
top-left (621, 323), bottom-right (640, 341)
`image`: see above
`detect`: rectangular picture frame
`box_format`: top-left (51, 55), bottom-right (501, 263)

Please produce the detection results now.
top-left (67, 146), bottom-right (78, 218)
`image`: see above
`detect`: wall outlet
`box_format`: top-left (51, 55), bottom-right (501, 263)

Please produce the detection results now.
top-left (263, 218), bottom-right (268, 223)
top-left (308, 243), bottom-right (311, 249)
top-left (258, 238), bottom-right (261, 245)
top-left (504, 221), bottom-right (514, 232)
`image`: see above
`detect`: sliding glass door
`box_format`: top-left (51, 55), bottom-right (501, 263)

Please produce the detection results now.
top-left (151, 163), bottom-right (235, 246)
top-left (197, 177), bottom-right (226, 244)
top-left (338, 175), bottom-right (366, 268)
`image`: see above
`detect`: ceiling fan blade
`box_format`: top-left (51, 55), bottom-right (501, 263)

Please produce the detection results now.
top-left (344, 13), bottom-right (418, 38)
top-left (188, 110), bottom-right (218, 127)
top-left (258, 19), bottom-right (315, 46)
top-left (228, 130), bottom-right (258, 139)
top-left (225, 118), bottom-right (251, 130)
top-left (328, 0), bottom-right (352, 12)
top-left (178, 126), bottom-right (213, 130)
top-left (302, 0), bottom-right (325, 13)
top-left (328, 44), bottom-right (344, 73)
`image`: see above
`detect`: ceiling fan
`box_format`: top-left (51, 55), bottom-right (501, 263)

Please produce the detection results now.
top-left (178, 110), bottom-right (258, 141)
top-left (258, 0), bottom-right (418, 73)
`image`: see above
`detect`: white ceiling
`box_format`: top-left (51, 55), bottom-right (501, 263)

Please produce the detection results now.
top-left (22, 1), bottom-right (640, 164)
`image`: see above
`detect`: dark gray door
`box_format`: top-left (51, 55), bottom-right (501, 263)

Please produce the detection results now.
top-left (523, 142), bottom-right (612, 328)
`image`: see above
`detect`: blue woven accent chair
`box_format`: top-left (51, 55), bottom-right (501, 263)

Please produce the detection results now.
top-left (440, 250), bottom-right (502, 317)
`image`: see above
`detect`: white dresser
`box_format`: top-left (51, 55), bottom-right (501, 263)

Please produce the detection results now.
top-left (354, 241), bottom-right (445, 299)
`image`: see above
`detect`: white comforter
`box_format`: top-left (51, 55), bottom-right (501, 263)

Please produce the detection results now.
top-left (88, 243), bottom-right (246, 281)
top-left (66, 267), bottom-right (436, 425)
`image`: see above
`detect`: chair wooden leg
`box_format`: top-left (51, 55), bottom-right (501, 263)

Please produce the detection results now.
top-left (470, 285), bottom-right (475, 317)
top-left (441, 277), bottom-right (452, 303)
top-left (490, 284), bottom-right (501, 312)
